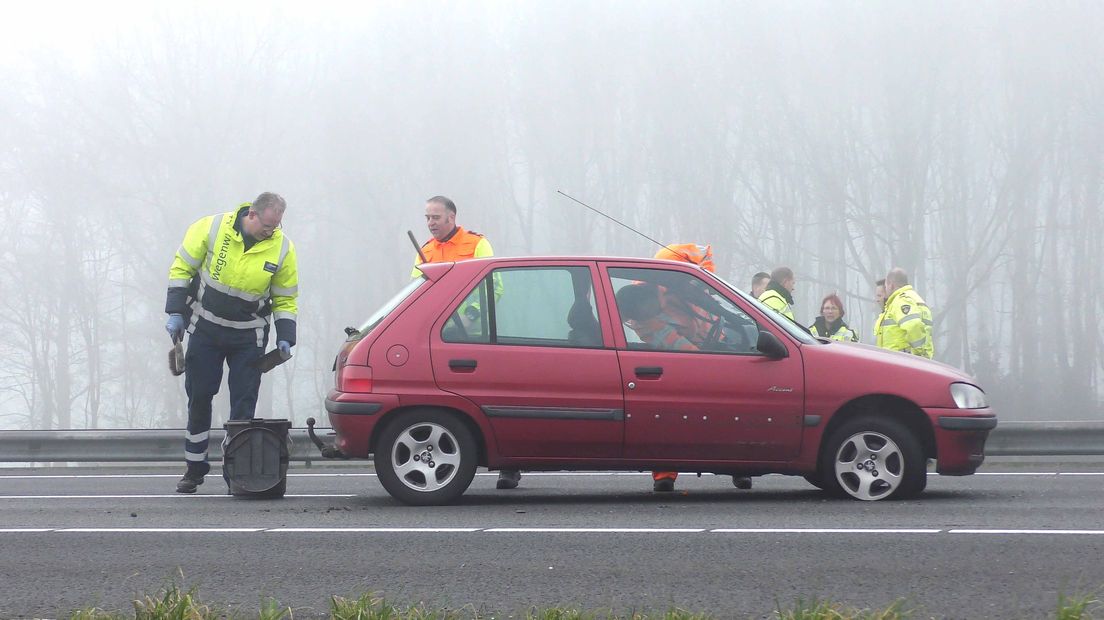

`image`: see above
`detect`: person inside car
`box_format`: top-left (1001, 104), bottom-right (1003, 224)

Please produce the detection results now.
top-left (617, 282), bottom-right (701, 352)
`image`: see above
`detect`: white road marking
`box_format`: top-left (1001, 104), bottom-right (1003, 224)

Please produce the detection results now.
top-left (59, 528), bottom-right (262, 533)
top-left (485, 527), bottom-right (705, 533)
top-left (949, 529), bottom-right (1104, 535)
top-left (711, 528), bottom-right (942, 534)
top-left (0, 472), bottom-right (379, 478)
top-left (269, 527), bottom-right (481, 533)
top-left (0, 527), bottom-right (1102, 535)
top-left (0, 469), bottom-right (644, 480)
top-left (2, 471), bottom-right (1103, 480)
top-left (972, 472), bottom-right (1060, 476)
top-left (0, 494), bottom-right (356, 499)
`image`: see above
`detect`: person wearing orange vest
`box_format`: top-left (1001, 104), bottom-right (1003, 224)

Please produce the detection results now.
top-left (650, 244), bottom-right (753, 493)
top-left (412, 195), bottom-right (494, 277)
top-left (412, 196), bottom-right (518, 490)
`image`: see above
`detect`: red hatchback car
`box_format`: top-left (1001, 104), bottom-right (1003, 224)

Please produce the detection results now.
top-left (319, 256), bottom-right (996, 505)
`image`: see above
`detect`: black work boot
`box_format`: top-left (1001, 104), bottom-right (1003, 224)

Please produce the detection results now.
top-left (653, 478), bottom-right (675, 492)
top-left (176, 463), bottom-right (209, 494)
top-left (732, 476), bottom-right (753, 490)
top-left (496, 470), bottom-right (521, 490)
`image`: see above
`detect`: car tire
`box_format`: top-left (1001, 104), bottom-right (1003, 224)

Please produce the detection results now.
top-left (374, 409), bottom-right (478, 506)
top-left (819, 416), bottom-right (926, 501)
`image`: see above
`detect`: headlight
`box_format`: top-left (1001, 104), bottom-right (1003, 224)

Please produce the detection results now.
top-left (950, 383), bottom-right (988, 409)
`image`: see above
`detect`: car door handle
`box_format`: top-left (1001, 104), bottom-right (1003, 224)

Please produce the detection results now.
top-left (634, 366), bottom-right (663, 378)
top-left (449, 359), bottom-right (478, 371)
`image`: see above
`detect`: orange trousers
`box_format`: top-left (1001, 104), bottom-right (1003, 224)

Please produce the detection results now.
top-left (652, 471), bottom-right (678, 481)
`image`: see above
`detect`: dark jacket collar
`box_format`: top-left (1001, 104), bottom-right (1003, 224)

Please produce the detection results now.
top-left (767, 280), bottom-right (794, 305)
top-left (233, 205), bottom-right (259, 250)
top-left (813, 316), bottom-right (846, 337)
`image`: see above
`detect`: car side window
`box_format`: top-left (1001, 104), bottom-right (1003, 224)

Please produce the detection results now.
top-left (609, 267), bottom-right (762, 355)
top-left (441, 266), bottom-right (603, 348)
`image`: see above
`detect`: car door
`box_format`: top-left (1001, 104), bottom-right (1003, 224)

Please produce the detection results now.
top-left (431, 261), bottom-right (625, 458)
top-left (603, 263), bottom-right (804, 462)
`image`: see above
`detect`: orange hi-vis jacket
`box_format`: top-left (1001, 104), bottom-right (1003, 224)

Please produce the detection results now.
top-left (412, 226), bottom-right (493, 277)
top-left (654, 243), bottom-right (715, 273)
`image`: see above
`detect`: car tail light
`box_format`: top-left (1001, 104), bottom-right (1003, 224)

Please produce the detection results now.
top-left (337, 364), bottom-right (373, 393)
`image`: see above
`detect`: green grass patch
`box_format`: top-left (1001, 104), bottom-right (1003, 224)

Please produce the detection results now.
top-left (1056, 591), bottom-right (1102, 620)
top-left (774, 597), bottom-right (912, 620)
top-left (62, 586), bottom-right (1104, 619)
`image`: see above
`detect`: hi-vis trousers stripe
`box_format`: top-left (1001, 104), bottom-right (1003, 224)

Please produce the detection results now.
top-left (185, 431), bottom-right (209, 462)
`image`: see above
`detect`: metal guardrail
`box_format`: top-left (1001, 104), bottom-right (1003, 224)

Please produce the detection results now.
top-left (981, 421), bottom-right (1104, 456)
top-left (0, 428), bottom-right (332, 463)
top-left (0, 422), bottom-right (1101, 463)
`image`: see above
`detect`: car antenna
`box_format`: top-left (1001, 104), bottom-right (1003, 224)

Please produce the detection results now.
top-left (556, 190), bottom-right (691, 263)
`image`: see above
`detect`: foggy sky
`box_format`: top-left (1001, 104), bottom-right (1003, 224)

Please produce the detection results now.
top-left (1, 2), bottom-right (1102, 429)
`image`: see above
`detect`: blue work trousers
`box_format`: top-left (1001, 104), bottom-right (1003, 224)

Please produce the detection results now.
top-left (183, 322), bottom-right (268, 475)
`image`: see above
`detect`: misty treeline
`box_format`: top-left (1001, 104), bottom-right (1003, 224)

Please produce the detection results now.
top-left (0, 3), bottom-right (1101, 430)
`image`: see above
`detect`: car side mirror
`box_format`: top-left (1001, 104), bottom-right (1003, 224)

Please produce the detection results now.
top-left (756, 330), bottom-right (789, 359)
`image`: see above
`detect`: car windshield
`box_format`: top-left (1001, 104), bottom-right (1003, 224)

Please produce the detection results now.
top-left (708, 272), bottom-right (819, 345)
top-left (353, 277), bottom-right (426, 339)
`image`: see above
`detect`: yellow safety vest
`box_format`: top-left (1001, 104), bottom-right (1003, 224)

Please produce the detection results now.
top-left (758, 289), bottom-right (795, 322)
top-left (880, 285), bottom-right (933, 359)
top-left (167, 205), bottom-right (298, 342)
top-left (873, 310), bottom-right (886, 347)
top-left (810, 321), bottom-right (858, 342)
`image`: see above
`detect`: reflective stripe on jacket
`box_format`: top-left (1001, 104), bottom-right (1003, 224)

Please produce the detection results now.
top-left (874, 310), bottom-right (887, 347)
top-left (166, 205), bottom-right (299, 344)
top-left (758, 289), bottom-right (795, 321)
top-left (810, 321), bottom-right (858, 342)
top-left (880, 285), bottom-right (933, 359)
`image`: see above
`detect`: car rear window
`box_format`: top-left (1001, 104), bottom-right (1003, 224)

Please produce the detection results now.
top-left (352, 277), bottom-right (426, 339)
top-left (441, 266), bottom-right (602, 348)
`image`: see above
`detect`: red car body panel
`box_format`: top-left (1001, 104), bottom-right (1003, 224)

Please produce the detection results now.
top-left (325, 256), bottom-right (996, 479)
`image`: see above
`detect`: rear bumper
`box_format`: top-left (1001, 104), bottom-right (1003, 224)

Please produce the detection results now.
top-left (926, 407), bottom-right (997, 475)
top-left (324, 399), bottom-right (381, 416)
top-left (324, 391), bottom-right (399, 458)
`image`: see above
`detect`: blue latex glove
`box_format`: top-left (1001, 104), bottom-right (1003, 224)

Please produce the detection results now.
top-left (165, 314), bottom-right (185, 341)
top-left (277, 340), bottom-right (291, 355)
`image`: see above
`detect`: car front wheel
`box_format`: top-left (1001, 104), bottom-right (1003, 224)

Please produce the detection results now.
top-left (374, 409), bottom-right (478, 506)
top-left (820, 416), bottom-right (926, 501)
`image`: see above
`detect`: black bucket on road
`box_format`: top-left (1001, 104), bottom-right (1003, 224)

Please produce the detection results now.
top-left (223, 418), bottom-right (292, 498)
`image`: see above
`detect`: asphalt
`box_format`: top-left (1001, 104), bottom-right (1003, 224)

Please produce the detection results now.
top-left (0, 463), bottom-right (1101, 619)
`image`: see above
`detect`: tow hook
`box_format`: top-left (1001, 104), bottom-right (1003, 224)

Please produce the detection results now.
top-left (306, 417), bottom-right (347, 459)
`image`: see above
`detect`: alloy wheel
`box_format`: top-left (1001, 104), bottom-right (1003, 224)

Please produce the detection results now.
top-left (832, 430), bottom-right (904, 500)
top-left (390, 422), bottom-right (462, 493)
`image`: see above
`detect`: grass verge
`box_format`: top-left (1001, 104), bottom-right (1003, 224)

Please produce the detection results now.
top-left (63, 585), bottom-right (1101, 619)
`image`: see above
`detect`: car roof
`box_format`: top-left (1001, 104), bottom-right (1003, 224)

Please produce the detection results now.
top-left (439, 255), bottom-right (707, 268)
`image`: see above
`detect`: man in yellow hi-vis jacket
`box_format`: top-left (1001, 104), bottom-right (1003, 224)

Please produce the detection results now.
top-left (758, 266), bottom-right (801, 327)
top-left (165, 192), bottom-right (299, 493)
top-left (880, 268), bottom-right (933, 359)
